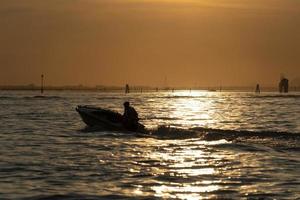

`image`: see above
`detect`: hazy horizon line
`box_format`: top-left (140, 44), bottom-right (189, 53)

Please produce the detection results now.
top-left (1, 84), bottom-right (300, 92)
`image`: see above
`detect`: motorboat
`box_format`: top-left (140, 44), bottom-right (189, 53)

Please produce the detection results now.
top-left (76, 105), bottom-right (146, 133)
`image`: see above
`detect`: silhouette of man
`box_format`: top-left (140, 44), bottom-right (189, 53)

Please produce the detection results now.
top-left (123, 101), bottom-right (139, 131)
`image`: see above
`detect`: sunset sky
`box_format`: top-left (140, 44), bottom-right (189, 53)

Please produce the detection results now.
top-left (0, 0), bottom-right (299, 87)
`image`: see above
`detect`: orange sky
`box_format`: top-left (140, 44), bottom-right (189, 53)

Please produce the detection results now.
top-left (0, 0), bottom-right (300, 87)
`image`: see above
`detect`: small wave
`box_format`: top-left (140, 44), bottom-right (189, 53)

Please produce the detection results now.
top-left (23, 96), bottom-right (63, 100)
top-left (79, 127), bottom-right (145, 138)
top-left (278, 146), bottom-right (300, 151)
top-left (0, 96), bottom-right (16, 100)
top-left (0, 96), bottom-right (63, 100)
top-left (251, 94), bottom-right (300, 99)
top-left (143, 117), bottom-right (181, 120)
top-left (190, 127), bottom-right (300, 140)
top-left (157, 96), bottom-right (203, 99)
top-left (216, 142), bottom-right (274, 152)
top-left (23, 194), bottom-right (142, 200)
top-left (97, 97), bottom-right (121, 100)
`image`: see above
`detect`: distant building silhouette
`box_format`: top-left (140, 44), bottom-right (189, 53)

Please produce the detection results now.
top-left (279, 78), bottom-right (289, 93)
top-left (125, 84), bottom-right (130, 94)
top-left (255, 84), bottom-right (260, 93)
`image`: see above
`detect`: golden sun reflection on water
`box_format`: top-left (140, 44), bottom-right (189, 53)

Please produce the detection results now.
top-left (152, 184), bottom-right (220, 199)
top-left (142, 138), bottom-right (231, 199)
top-left (165, 91), bottom-right (220, 128)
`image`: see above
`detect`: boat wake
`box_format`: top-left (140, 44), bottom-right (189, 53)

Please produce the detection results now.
top-left (149, 126), bottom-right (300, 142)
top-left (80, 124), bottom-right (300, 146)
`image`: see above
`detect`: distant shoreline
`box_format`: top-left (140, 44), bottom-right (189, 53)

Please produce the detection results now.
top-left (0, 85), bottom-right (299, 92)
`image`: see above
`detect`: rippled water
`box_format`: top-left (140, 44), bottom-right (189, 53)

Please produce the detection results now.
top-left (0, 90), bottom-right (300, 199)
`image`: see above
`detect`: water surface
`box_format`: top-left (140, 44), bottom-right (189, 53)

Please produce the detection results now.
top-left (0, 90), bottom-right (299, 199)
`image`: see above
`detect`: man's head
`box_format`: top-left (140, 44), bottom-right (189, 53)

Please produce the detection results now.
top-left (123, 101), bottom-right (130, 108)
